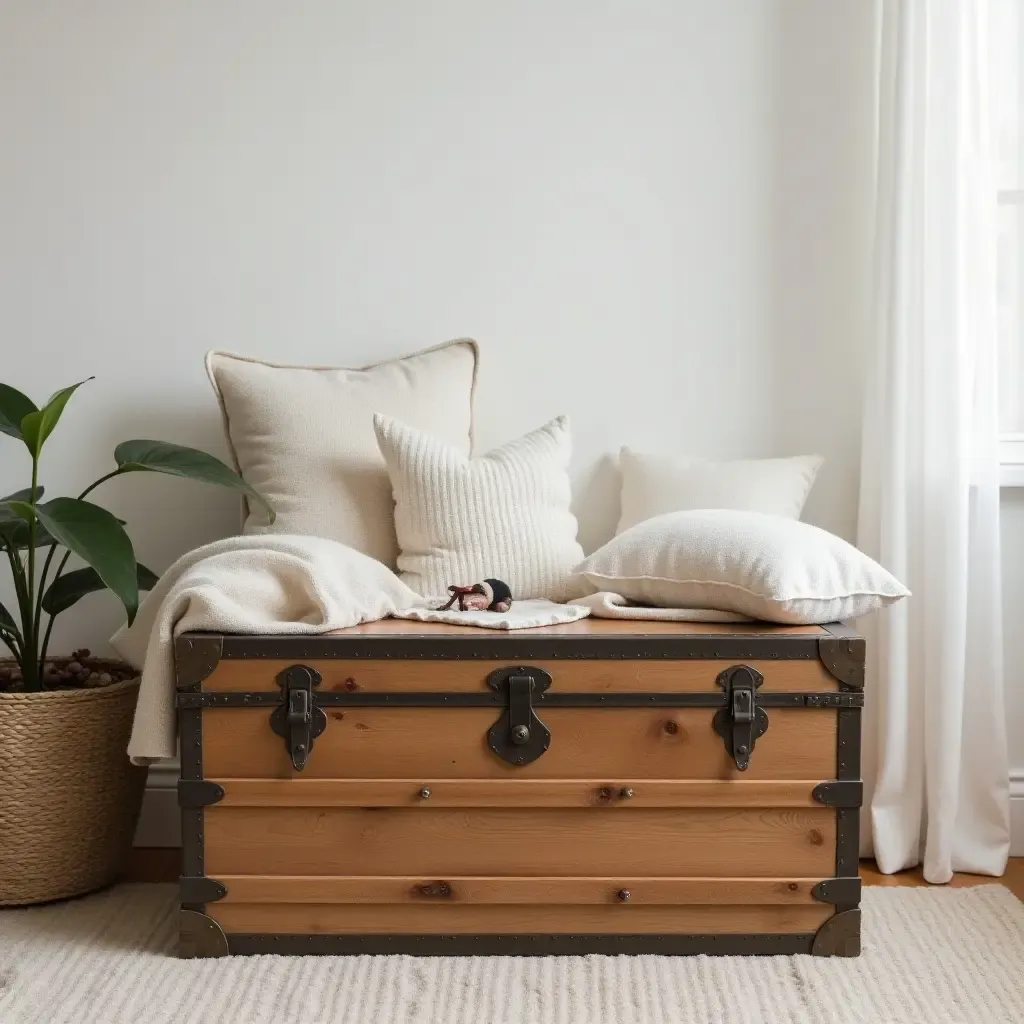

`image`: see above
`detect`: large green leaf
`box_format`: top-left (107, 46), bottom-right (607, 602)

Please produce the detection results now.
top-left (0, 384), bottom-right (37, 440)
top-left (20, 379), bottom-right (91, 457)
top-left (42, 561), bottom-right (159, 617)
top-left (0, 521), bottom-right (55, 550)
top-left (0, 488), bottom-right (48, 549)
top-left (1, 487), bottom-right (43, 504)
top-left (114, 439), bottom-right (275, 522)
top-left (0, 488), bottom-right (42, 525)
top-left (0, 495), bottom-right (114, 550)
top-left (2, 499), bottom-right (36, 523)
top-left (31, 497), bottom-right (140, 624)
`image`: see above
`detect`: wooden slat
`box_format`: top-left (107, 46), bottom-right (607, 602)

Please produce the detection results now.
top-left (209, 901), bottom-right (833, 935)
top-left (213, 778), bottom-right (824, 808)
top-left (203, 657), bottom-right (838, 693)
top-left (202, 707), bottom-right (837, 780)
top-left (204, 807), bottom-right (836, 877)
top-left (216, 875), bottom-right (827, 905)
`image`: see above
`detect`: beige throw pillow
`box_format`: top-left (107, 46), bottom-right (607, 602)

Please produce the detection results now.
top-left (575, 509), bottom-right (909, 624)
top-left (206, 340), bottom-right (478, 567)
top-left (375, 414), bottom-right (585, 600)
top-left (617, 449), bottom-right (823, 533)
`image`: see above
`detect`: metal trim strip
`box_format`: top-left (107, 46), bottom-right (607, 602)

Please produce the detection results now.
top-left (834, 706), bottom-right (862, 886)
top-left (178, 705), bottom-right (204, 906)
top-left (224, 931), bottom-right (818, 956)
top-left (176, 690), bottom-right (864, 710)
top-left (194, 633), bottom-right (836, 662)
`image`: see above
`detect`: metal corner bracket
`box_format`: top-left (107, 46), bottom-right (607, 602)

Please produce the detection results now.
top-left (810, 908), bottom-right (861, 957)
top-left (179, 876), bottom-right (228, 905)
top-left (811, 877), bottom-right (862, 906)
top-left (811, 780), bottom-right (863, 807)
top-left (174, 635), bottom-right (224, 690)
top-left (817, 636), bottom-right (866, 690)
top-left (179, 909), bottom-right (229, 959)
top-left (177, 780), bottom-right (224, 808)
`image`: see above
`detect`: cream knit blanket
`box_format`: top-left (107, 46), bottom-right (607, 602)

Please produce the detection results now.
top-left (111, 535), bottom-right (588, 764)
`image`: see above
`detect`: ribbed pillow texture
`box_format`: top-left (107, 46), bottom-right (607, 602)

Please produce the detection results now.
top-left (374, 414), bottom-right (585, 601)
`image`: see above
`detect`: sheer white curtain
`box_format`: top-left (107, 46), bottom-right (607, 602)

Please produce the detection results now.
top-left (858, 0), bottom-right (1010, 882)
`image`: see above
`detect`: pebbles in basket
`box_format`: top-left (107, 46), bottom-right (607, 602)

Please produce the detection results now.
top-left (0, 650), bottom-right (135, 690)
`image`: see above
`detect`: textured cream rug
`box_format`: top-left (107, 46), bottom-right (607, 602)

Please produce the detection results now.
top-left (0, 884), bottom-right (1022, 1024)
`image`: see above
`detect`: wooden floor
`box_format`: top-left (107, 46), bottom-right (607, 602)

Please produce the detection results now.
top-left (861, 857), bottom-right (1024, 901)
top-left (128, 849), bottom-right (1024, 900)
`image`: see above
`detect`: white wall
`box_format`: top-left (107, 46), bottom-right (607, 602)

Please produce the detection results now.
top-left (0, 2), bottom-right (877, 842)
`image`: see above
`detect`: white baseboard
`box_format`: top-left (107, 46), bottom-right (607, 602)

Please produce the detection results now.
top-left (1011, 772), bottom-right (1024, 857)
top-left (133, 763), bottom-right (1024, 855)
top-left (134, 760), bottom-right (181, 847)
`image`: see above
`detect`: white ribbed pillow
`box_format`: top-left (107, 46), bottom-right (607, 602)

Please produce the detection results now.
top-left (574, 509), bottom-right (909, 624)
top-left (374, 415), bottom-right (584, 601)
top-left (617, 449), bottom-right (823, 533)
top-left (206, 340), bottom-right (477, 567)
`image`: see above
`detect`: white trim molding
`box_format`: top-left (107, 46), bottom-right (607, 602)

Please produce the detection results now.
top-left (134, 759), bottom-right (181, 848)
top-left (1012, 771), bottom-right (1024, 857)
top-left (999, 435), bottom-right (1024, 486)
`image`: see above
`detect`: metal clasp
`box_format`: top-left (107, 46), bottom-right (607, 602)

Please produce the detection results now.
top-left (270, 664), bottom-right (327, 771)
top-left (486, 665), bottom-right (552, 766)
top-left (712, 665), bottom-right (768, 771)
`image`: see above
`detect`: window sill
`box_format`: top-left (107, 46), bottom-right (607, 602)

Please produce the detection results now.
top-left (1001, 435), bottom-right (1024, 486)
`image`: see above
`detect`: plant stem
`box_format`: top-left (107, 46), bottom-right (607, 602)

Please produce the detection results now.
top-left (33, 545), bottom-right (56, 653)
top-left (78, 470), bottom-right (122, 502)
top-left (32, 540), bottom-right (62, 661)
top-left (2, 541), bottom-right (31, 678)
top-left (22, 457), bottom-right (40, 689)
top-left (30, 468), bottom-right (128, 677)
top-left (37, 548), bottom-right (71, 673)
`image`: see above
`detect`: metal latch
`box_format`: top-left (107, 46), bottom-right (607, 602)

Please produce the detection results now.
top-left (712, 664), bottom-right (768, 771)
top-left (270, 664), bottom-right (327, 771)
top-left (486, 665), bottom-right (552, 766)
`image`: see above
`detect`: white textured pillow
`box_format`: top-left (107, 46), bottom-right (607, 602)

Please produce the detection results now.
top-left (575, 509), bottom-right (909, 624)
top-left (375, 414), bottom-right (585, 601)
top-left (617, 449), bottom-right (823, 533)
top-left (206, 340), bottom-right (477, 567)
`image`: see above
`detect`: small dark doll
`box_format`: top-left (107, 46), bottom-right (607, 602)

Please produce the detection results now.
top-left (439, 578), bottom-right (513, 613)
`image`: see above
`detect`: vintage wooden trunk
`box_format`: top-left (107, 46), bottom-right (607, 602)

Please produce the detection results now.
top-left (174, 620), bottom-right (863, 958)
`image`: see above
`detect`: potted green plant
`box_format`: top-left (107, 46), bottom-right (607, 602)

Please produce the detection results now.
top-left (0, 378), bottom-right (272, 904)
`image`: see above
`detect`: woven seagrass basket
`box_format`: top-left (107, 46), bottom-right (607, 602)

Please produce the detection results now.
top-left (0, 661), bottom-right (148, 905)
